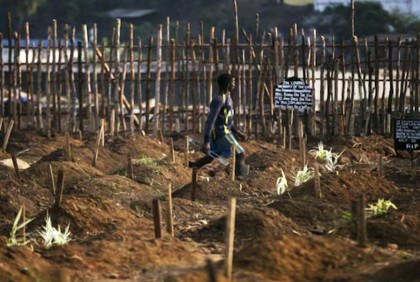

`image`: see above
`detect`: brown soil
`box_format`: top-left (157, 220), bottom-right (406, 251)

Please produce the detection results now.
top-left (0, 130), bottom-right (419, 281)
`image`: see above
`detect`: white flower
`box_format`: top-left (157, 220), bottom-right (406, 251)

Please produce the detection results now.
top-left (38, 215), bottom-right (71, 247)
top-left (276, 169), bottom-right (288, 195)
top-left (293, 165), bottom-right (314, 187)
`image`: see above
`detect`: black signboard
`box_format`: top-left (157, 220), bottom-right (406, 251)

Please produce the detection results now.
top-left (274, 77), bottom-right (312, 111)
top-left (394, 119), bottom-right (420, 150)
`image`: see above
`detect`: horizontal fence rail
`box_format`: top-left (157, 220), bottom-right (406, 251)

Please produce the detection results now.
top-left (0, 19), bottom-right (419, 142)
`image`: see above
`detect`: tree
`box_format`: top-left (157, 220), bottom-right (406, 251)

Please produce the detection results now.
top-left (1, 0), bottom-right (46, 30)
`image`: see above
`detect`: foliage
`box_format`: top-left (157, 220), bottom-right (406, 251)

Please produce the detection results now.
top-left (365, 198), bottom-right (397, 216)
top-left (292, 164), bottom-right (313, 187)
top-left (319, 2), bottom-right (400, 39)
top-left (133, 156), bottom-right (157, 167)
top-left (341, 211), bottom-right (352, 223)
top-left (276, 168), bottom-right (288, 195)
top-left (7, 206), bottom-right (33, 247)
top-left (38, 215), bottom-right (71, 248)
top-left (309, 142), bottom-right (332, 163)
top-left (310, 142), bottom-right (344, 173)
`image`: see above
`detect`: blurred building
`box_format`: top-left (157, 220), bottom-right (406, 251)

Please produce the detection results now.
top-left (314, 0), bottom-right (420, 17)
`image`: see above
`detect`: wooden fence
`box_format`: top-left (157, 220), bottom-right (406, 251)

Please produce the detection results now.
top-left (0, 18), bottom-right (419, 143)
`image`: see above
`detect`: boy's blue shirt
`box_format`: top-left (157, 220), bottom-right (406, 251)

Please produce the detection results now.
top-left (203, 92), bottom-right (235, 143)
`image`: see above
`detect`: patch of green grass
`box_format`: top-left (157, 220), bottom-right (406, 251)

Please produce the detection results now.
top-left (133, 156), bottom-right (157, 167)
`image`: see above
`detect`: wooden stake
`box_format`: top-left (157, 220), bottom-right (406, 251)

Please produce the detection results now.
top-left (184, 136), bottom-right (189, 167)
top-left (49, 164), bottom-right (56, 196)
top-left (158, 129), bottom-right (164, 143)
top-left (166, 183), bottom-right (174, 237)
top-left (357, 194), bottom-right (367, 247)
top-left (314, 163), bottom-right (322, 199)
top-left (191, 167), bottom-right (197, 201)
top-left (55, 170), bottom-right (65, 209)
top-left (231, 146), bottom-right (236, 181)
top-left (170, 137), bottom-right (175, 163)
top-left (206, 258), bottom-right (218, 282)
top-left (152, 198), bottom-right (162, 239)
top-left (224, 197), bottom-right (236, 281)
top-left (100, 118), bottom-right (105, 147)
top-left (127, 153), bottom-right (134, 180)
top-left (11, 154), bottom-right (20, 179)
top-left (299, 122), bottom-right (306, 165)
top-left (92, 123), bottom-right (104, 167)
top-left (3, 119), bottom-right (14, 151)
top-left (65, 132), bottom-right (71, 161)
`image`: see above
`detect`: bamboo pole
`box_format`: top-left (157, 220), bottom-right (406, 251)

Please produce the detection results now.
top-left (127, 153), bottom-right (134, 180)
top-left (57, 40), bottom-right (63, 133)
top-left (231, 146), bottom-right (236, 181)
top-left (69, 27), bottom-right (76, 132)
top-left (224, 197), bottom-right (236, 281)
top-left (152, 199), bottom-right (162, 239)
top-left (6, 13), bottom-right (12, 121)
top-left (49, 164), bottom-right (55, 196)
top-left (320, 36), bottom-right (326, 137)
top-left (63, 24), bottom-right (71, 132)
top-left (24, 22), bottom-right (33, 128)
top-left (170, 137), bottom-right (175, 163)
top-left (145, 37), bottom-right (153, 135)
top-left (137, 38), bottom-right (143, 133)
top-left (12, 31), bottom-right (20, 130)
top-left (128, 25), bottom-right (135, 137)
top-left (169, 39), bottom-right (176, 133)
top-left (191, 167), bottom-right (197, 201)
top-left (2, 119), bottom-right (14, 151)
top-left (92, 24), bottom-right (99, 131)
top-left (357, 194), bottom-right (367, 247)
top-left (191, 40), bottom-right (197, 134)
top-left (119, 46), bottom-right (128, 133)
top-left (314, 163), bottom-right (322, 199)
top-left (114, 19), bottom-right (121, 135)
top-left (52, 20), bottom-right (58, 132)
top-left (311, 29), bottom-right (317, 136)
top-left (163, 17), bottom-right (171, 133)
top-left (11, 154), bottom-right (20, 179)
top-left (387, 39), bottom-right (394, 114)
top-left (374, 36), bottom-right (380, 133)
top-left (166, 183), bottom-right (174, 237)
top-left (54, 170), bottom-right (65, 209)
top-left (77, 41), bottom-right (83, 133)
top-left (154, 24), bottom-right (163, 136)
top-left (208, 27), bottom-right (215, 103)
top-left (92, 123), bottom-right (104, 167)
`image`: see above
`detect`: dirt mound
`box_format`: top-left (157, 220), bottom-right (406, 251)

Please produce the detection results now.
top-left (69, 175), bottom-right (157, 217)
top-left (28, 195), bottom-right (144, 240)
top-left (23, 160), bottom-right (103, 190)
top-left (0, 131), bottom-right (418, 281)
top-left (0, 178), bottom-right (53, 221)
top-left (0, 243), bottom-right (58, 282)
top-left (362, 259), bottom-right (420, 282)
top-left (190, 208), bottom-right (310, 249)
top-left (235, 235), bottom-right (395, 282)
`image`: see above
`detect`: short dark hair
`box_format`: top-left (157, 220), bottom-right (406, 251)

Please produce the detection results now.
top-left (217, 73), bottom-right (233, 92)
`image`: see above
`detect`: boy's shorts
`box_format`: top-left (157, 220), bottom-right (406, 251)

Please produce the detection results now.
top-left (210, 133), bottom-right (245, 158)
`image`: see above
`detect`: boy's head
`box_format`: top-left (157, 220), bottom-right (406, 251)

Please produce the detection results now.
top-left (217, 73), bottom-right (235, 93)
